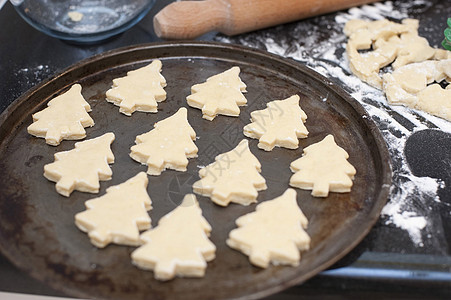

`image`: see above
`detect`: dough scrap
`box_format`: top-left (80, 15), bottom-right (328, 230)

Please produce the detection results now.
top-left (289, 135), bottom-right (356, 197)
top-left (130, 107), bottom-right (198, 175)
top-left (27, 84), bottom-right (94, 146)
top-left (192, 139), bottom-right (267, 206)
top-left (243, 95), bottom-right (308, 151)
top-left (44, 132), bottom-right (115, 197)
top-left (186, 66), bottom-right (247, 120)
top-left (131, 194), bottom-right (215, 281)
top-left (382, 59), bottom-right (451, 121)
top-left (345, 19), bottom-right (444, 89)
top-left (68, 11), bottom-right (83, 22)
top-left (227, 188), bottom-right (310, 268)
top-left (75, 172), bottom-right (152, 248)
top-left (106, 60), bottom-right (167, 116)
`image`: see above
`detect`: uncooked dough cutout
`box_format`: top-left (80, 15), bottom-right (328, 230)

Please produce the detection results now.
top-left (130, 107), bottom-right (198, 175)
top-left (27, 84), bottom-right (94, 146)
top-left (243, 95), bottom-right (308, 151)
top-left (106, 60), bottom-right (167, 116)
top-left (131, 194), bottom-right (215, 281)
top-left (186, 66), bottom-right (247, 120)
top-left (75, 172), bottom-right (152, 248)
top-left (289, 135), bottom-right (356, 197)
top-left (192, 139), bottom-right (267, 206)
top-left (44, 132), bottom-right (115, 197)
top-left (227, 188), bottom-right (310, 268)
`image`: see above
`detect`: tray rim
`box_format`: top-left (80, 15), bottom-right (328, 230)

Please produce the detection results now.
top-left (0, 41), bottom-right (392, 299)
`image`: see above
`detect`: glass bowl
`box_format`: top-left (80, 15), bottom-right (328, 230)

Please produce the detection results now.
top-left (10, 0), bottom-right (156, 44)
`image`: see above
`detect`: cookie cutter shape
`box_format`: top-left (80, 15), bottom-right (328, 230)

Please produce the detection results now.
top-left (75, 172), bottom-right (152, 248)
top-left (27, 84), bottom-right (94, 146)
top-left (106, 59), bottom-right (167, 116)
top-left (131, 194), bottom-right (215, 281)
top-left (289, 135), bottom-right (356, 197)
top-left (243, 95), bottom-right (308, 151)
top-left (345, 19), bottom-right (438, 89)
top-left (186, 66), bottom-right (247, 121)
top-left (227, 188), bottom-right (310, 268)
top-left (130, 107), bottom-right (198, 175)
top-left (192, 139), bottom-right (267, 206)
top-left (382, 59), bottom-right (451, 121)
top-left (44, 132), bottom-right (115, 197)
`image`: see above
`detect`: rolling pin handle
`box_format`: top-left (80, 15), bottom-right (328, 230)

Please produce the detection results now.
top-left (154, 0), bottom-right (226, 40)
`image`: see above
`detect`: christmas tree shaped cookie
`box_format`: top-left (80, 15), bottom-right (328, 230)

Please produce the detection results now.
top-left (44, 132), bottom-right (115, 197)
top-left (75, 172), bottom-right (152, 248)
top-left (131, 194), bottom-right (215, 281)
top-left (106, 60), bottom-right (167, 116)
top-left (289, 135), bottom-right (356, 197)
top-left (227, 189), bottom-right (310, 268)
top-left (192, 139), bottom-right (267, 206)
top-left (130, 107), bottom-right (198, 175)
top-left (186, 66), bottom-right (247, 120)
top-left (27, 84), bottom-right (94, 146)
top-left (243, 95), bottom-right (309, 151)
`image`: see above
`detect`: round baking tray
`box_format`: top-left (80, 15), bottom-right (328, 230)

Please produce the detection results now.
top-left (0, 42), bottom-right (391, 300)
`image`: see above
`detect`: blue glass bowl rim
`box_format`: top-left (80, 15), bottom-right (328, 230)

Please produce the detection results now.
top-left (11, 0), bottom-right (156, 43)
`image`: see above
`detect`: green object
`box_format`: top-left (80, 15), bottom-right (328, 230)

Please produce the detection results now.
top-left (443, 18), bottom-right (451, 51)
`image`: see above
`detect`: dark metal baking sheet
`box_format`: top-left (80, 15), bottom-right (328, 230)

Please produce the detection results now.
top-left (0, 42), bottom-right (391, 300)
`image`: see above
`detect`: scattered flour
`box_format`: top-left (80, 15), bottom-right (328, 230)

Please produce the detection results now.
top-left (382, 175), bottom-right (438, 246)
top-left (8, 65), bottom-right (53, 110)
top-left (16, 65), bottom-right (52, 86)
top-left (216, 0), bottom-right (451, 247)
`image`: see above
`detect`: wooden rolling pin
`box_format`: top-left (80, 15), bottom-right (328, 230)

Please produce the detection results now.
top-left (154, 0), bottom-right (380, 39)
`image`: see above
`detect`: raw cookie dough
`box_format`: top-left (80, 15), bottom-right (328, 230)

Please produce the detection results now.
top-left (383, 59), bottom-right (451, 121)
top-left (192, 139), bottom-right (267, 206)
top-left (186, 66), bottom-right (247, 120)
top-left (345, 18), bottom-right (448, 89)
top-left (75, 172), bottom-right (152, 248)
top-left (106, 59), bottom-right (167, 116)
top-left (131, 194), bottom-right (215, 281)
top-left (130, 107), bottom-right (198, 175)
top-left (243, 95), bottom-right (308, 151)
top-left (289, 135), bottom-right (356, 197)
top-left (227, 188), bottom-right (310, 268)
top-left (44, 132), bottom-right (115, 197)
top-left (68, 11), bottom-right (83, 22)
top-left (27, 84), bottom-right (94, 146)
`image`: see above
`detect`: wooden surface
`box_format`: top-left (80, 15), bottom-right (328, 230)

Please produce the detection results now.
top-left (154, 0), bottom-right (381, 39)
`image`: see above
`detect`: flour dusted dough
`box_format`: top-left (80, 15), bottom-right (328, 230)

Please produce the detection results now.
top-left (227, 189), bottom-right (310, 268)
top-left (75, 172), bottom-right (152, 248)
top-left (27, 84), bottom-right (94, 146)
top-left (345, 18), bottom-right (448, 89)
top-left (106, 60), bottom-right (167, 116)
top-left (290, 135), bottom-right (356, 197)
top-left (192, 139), bottom-right (267, 206)
top-left (44, 132), bottom-right (115, 197)
top-left (186, 66), bottom-right (247, 120)
top-left (131, 194), bottom-right (215, 281)
top-left (243, 95), bottom-right (308, 151)
top-left (383, 59), bottom-right (451, 121)
top-left (130, 107), bottom-right (198, 175)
